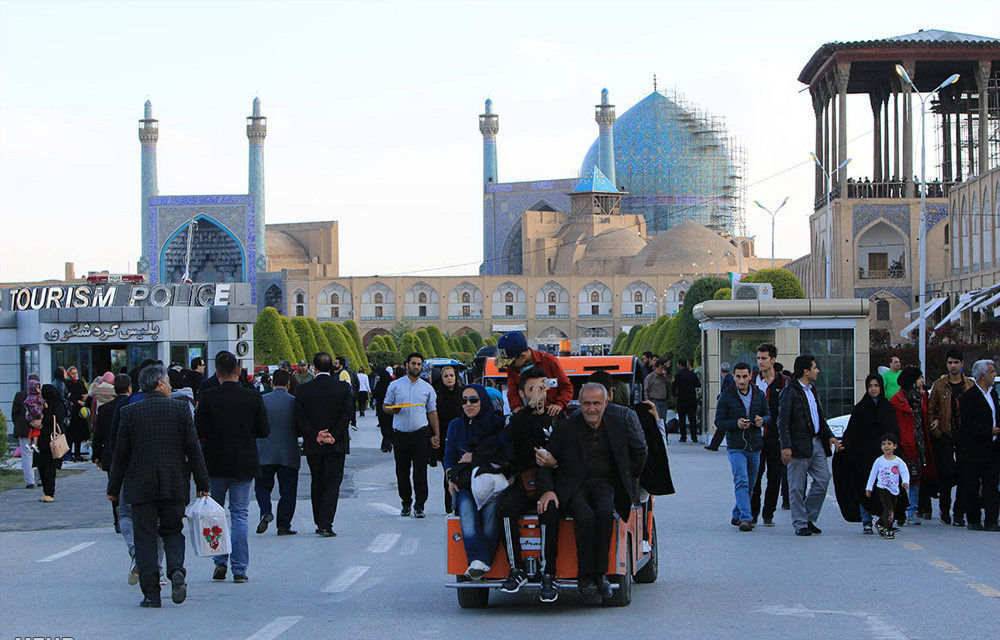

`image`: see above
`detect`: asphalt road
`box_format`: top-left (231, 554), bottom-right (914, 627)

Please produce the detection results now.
top-left (1, 415), bottom-right (997, 640)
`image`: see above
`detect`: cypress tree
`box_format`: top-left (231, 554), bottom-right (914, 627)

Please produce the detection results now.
top-left (253, 307), bottom-right (295, 366)
top-left (290, 317), bottom-right (319, 361)
top-left (308, 317), bottom-right (332, 355)
top-left (281, 316), bottom-right (306, 362)
top-left (343, 319), bottom-right (370, 370)
top-left (382, 334), bottom-right (398, 352)
top-left (459, 334), bottom-right (475, 354)
top-left (467, 331), bottom-right (485, 350)
top-left (426, 326), bottom-right (450, 359)
top-left (415, 328), bottom-right (435, 358)
top-left (611, 331), bottom-right (627, 355)
top-left (399, 332), bottom-right (419, 358)
top-left (335, 323), bottom-right (362, 366)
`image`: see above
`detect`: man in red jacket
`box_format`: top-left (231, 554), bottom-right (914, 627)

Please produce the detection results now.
top-left (496, 332), bottom-right (573, 416)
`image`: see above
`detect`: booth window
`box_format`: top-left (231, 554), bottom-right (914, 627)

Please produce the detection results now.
top-left (20, 345), bottom-right (39, 388)
top-left (719, 330), bottom-right (776, 378)
top-left (800, 328), bottom-right (854, 419)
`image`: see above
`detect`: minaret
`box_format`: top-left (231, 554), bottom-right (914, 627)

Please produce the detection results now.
top-left (247, 97), bottom-right (267, 269)
top-left (138, 100), bottom-right (159, 272)
top-left (479, 98), bottom-right (499, 185)
top-left (595, 88), bottom-right (616, 187)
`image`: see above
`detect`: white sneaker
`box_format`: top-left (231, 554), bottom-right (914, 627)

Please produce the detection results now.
top-left (128, 562), bottom-right (139, 585)
top-left (159, 574), bottom-right (168, 586)
top-left (465, 560), bottom-right (490, 581)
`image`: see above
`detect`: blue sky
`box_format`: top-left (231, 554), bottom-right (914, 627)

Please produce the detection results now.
top-left (1, 0), bottom-right (997, 281)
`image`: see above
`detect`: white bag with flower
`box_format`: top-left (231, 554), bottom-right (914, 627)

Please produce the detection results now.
top-left (185, 496), bottom-right (230, 557)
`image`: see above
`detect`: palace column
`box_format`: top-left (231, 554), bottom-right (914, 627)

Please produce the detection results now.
top-left (812, 87), bottom-right (824, 201)
top-left (883, 93), bottom-right (890, 182)
top-left (871, 90), bottom-right (883, 181)
top-left (836, 62), bottom-right (850, 196)
top-left (893, 85), bottom-right (900, 180)
top-left (901, 61), bottom-right (915, 197)
top-left (976, 60), bottom-right (992, 173)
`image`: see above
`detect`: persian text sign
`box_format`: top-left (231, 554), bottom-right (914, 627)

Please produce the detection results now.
top-left (43, 322), bottom-right (161, 343)
top-left (3, 283), bottom-right (248, 311)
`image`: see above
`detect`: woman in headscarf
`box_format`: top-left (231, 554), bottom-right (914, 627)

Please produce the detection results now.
top-left (444, 384), bottom-right (513, 580)
top-left (834, 373), bottom-right (900, 533)
top-left (35, 384), bottom-right (68, 501)
top-left (889, 365), bottom-right (936, 525)
top-left (432, 365), bottom-right (463, 514)
top-left (64, 366), bottom-right (90, 461)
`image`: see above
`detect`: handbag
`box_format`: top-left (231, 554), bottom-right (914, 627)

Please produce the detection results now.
top-left (49, 416), bottom-right (69, 459)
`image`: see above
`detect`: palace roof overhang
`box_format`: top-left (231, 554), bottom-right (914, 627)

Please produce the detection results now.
top-left (798, 29), bottom-right (1000, 93)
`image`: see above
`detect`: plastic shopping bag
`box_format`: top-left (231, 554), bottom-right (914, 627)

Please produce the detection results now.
top-left (471, 467), bottom-right (511, 510)
top-left (185, 496), bottom-right (231, 557)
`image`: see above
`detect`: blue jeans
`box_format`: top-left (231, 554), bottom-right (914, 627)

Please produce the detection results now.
top-left (455, 489), bottom-right (501, 565)
top-left (728, 449), bottom-right (761, 522)
top-left (907, 482), bottom-right (920, 517)
top-left (210, 477), bottom-right (252, 575)
top-left (860, 504), bottom-right (872, 524)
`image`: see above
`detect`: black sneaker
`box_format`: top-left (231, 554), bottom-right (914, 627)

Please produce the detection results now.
top-left (413, 507), bottom-right (425, 519)
top-left (539, 574), bottom-right (558, 603)
top-left (577, 576), bottom-right (597, 596)
top-left (139, 597), bottom-right (161, 608)
top-left (212, 565), bottom-right (227, 581)
top-left (874, 523), bottom-right (887, 538)
top-left (953, 517), bottom-right (966, 527)
top-left (940, 513), bottom-right (952, 525)
top-left (807, 522), bottom-right (822, 534)
top-left (401, 506), bottom-right (411, 517)
top-left (25, 484), bottom-right (36, 489)
top-left (739, 521), bottom-right (754, 532)
top-left (967, 522), bottom-right (984, 531)
top-left (731, 518), bottom-right (740, 527)
top-left (862, 522), bottom-right (873, 535)
top-left (794, 527), bottom-right (812, 536)
top-left (595, 575), bottom-right (613, 598)
top-left (276, 528), bottom-right (298, 536)
top-left (499, 568), bottom-right (528, 594)
top-left (169, 570), bottom-right (186, 604)
top-left (233, 574), bottom-right (249, 583)
top-left (762, 516), bottom-right (774, 527)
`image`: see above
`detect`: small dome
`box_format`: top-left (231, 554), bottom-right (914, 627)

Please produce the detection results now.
top-left (584, 228), bottom-right (647, 259)
top-left (629, 220), bottom-right (736, 275)
top-left (265, 230), bottom-right (310, 265)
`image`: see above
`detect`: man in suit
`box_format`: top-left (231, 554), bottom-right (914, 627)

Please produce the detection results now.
top-left (294, 352), bottom-right (354, 536)
top-left (673, 359), bottom-right (701, 444)
top-left (195, 351), bottom-right (270, 583)
top-left (107, 364), bottom-right (211, 608)
top-left (536, 382), bottom-right (647, 599)
top-left (778, 355), bottom-right (843, 537)
top-left (255, 368), bottom-right (300, 536)
top-left (958, 359), bottom-right (1000, 531)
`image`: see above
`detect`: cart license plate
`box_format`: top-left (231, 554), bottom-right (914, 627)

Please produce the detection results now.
top-left (520, 537), bottom-right (540, 550)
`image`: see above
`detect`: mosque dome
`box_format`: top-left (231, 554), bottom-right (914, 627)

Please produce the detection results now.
top-left (628, 220), bottom-right (737, 275)
top-left (583, 228), bottom-right (648, 258)
top-left (265, 230), bottom-right (311, 266)
top-left (580, 91), bottom-right (740, 234)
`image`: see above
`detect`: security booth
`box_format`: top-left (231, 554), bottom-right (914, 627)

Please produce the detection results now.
top-left (0, 282), bottom-right (256, 407)
top-left (693, 299), bottom-right (870, 434)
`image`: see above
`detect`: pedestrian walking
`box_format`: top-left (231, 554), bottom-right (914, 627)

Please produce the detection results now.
top-left (927, 349), bottom-right (974, 526)
top-left (91, 374), bottom-right (133, 533)
top-left (749, 344), bottom-right (788, 526)
top-left (11, 375), bottom-right (40, 489)
top-left (778, 355), bottom-right (843, 536)
top-left (357, 368), bottom-right (371, 417)
top-left (294, 352), bottom-right (354, 537)
top-left (65, 366), bottom-right (90, 461)
top-left (35, 384), bottom-right (68, 502)
top-left (673, 359), bottom-right (701, 444)
top-left (864, 433), bottom-right (910, 539)
top-left (373, 366), bottom-right (398, 453)
top-left (106, 364), bottom-right (211, 607)
top-left (643, 360), bottom-right (671, 437)
top-left (383, 352), bottom-right (440, 518)
top-left (255, 369), bottom-right (300, 536)
top-left (195, 351), bottom-right (270, 582)
top-left (889, 366), bottom-right (936, 525)
top-left (958, 359), bottom-right (1000, 531)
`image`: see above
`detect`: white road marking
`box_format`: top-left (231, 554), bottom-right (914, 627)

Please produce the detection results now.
top-left (398, 537), bottom-right (420, 556)
top-left (322, 566), bottom-right (370, 593)
top-left (367, 533), bottom-right (401, 553)
top-left (37, 541), bottom-right (96, 563)
top-left (759, 604), bottom-right (908, 640)
top-left (244, 616), bottom-right (302, 640)
top-left (368, 502), bottom-right (402, 516)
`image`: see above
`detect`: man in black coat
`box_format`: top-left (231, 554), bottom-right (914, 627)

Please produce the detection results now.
top-left (107, 364), bottom-right (211, 608)
top-left (537, 383), bottom-right (647, 599)
top-left (672, 359), bottom-right (701, 443)
top-left (195, 351), bottom-right (270, 582)
top-left (958, 359), bottom-right (1000, 531)
top-left (294, 352), bottom-right (354, 537)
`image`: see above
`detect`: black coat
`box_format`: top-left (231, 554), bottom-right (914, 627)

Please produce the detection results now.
top-left (294, 374), bottom-right (353, 456)
top-left (958, 384), bottom-right (1000, 463)
top-left (714, 386), bottom-right (771, 452)
top-left (778, 380), bottom-right (835, 458)
top-left (195, 381), bottom-right (270, 479)
top-left (10, 390), bottom-right (29, 438)
top-left (107, 394), bottom-right (210, 504)
top-left (91, 394), bottom-right (128, 470)
top-left (672, 369), bottom-right (701, 408)
top-left (537, 411), bottom-right (647, 519)
top-left (833, 395), bottom-right (900, 522)
top-left (34, 386), bottom-right (67, 469)
top-left (431, 383), bottom-right (463, 464)
top-left (65, 377), bottom-right (89, 442)
top-left (633, 403), bottom-right (674, 496)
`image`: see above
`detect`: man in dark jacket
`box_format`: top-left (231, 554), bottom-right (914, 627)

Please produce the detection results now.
top-left (715, 363), bottom-right (770, 531)
top-left (91, 374), bottom-right (132, 533)
top-left (749, 343), bottom-right (788, 526)
top-left (497, 331), bottom-right (574, 415)
top-left (107, 364), bottom-right (211, 608)
top-left (778, 355), bottom-right (842, 536)
top-left (958, 359), bottom-right (1000, 531)
top-left (672, 359), bottom-right (701, 443)
top-left (294, 352), bottom-right (354, 537)
top-left (195, 351), bottom-right (270, 582)
top-left (255, 369), bottom-right (300, 536)
top-left (537, 383), bottom-right (647, 600)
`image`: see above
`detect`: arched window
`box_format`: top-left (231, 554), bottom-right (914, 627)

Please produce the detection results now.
top-left (374, 293), bottom-right (384, 304)
top-left (505, 292), bottom-right (514, 303)
top-left (548, 292), bottom-right (556, 303)
top-left (330, 293), bottom-right (339, 304)
top-left (876, 299), bottom-right (889, 321)
top-left (418, 292), bottom-right (427, 304)
top-left (295, 293), bottom-right (304, 304)
top-left (634, 292), bottom-right (643, 302)
top-left (590, 291), bottom-right (599, 303)
top-left (462, 292), bottom-right (471, 303)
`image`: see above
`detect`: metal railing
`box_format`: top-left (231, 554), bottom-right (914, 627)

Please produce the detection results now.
top-left (857, 267), bottom-right (906, 280)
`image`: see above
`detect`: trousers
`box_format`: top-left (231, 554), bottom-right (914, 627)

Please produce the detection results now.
top-left (874, 488), bottom-right (899, 529)
top-left (786, 437), bottom-right (831, 530)
top-left (751, 439), bottom-right (783, 520)
top-left (17, 438), bottom-right (36, 486)
top-left (677, 404), bottom-right (698, 440)
top-left (131, 499), bottom-right (185, 601)
top-left (728, 449), bottom-right (761, 522)
top-left (209, 477), bottom-right (252, 575)
top-left (931, 434), bottom-right (963, 518)
top-left (392, 428), bottom-right (430, 509)
top-left (255, 464), bottom-right (299, 530)
top-left (564, 479), bottom-right (615, 576)
top-left (306, 453), bottom-right (345, 530)
top-left (498, 485), bottom-right (561, 575)
top-left (455, 489), bottom-right (501, 565)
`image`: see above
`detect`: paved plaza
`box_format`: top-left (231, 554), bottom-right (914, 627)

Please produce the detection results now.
top-left (1, 416), bottom-right (998, 640)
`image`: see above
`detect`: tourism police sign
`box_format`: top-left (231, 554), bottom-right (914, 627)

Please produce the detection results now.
top-left (2, 282), bottom-right (251, 311)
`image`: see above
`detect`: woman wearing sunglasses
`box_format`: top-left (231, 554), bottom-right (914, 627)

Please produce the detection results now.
top-left (444, 384), bottom-right (514, 580)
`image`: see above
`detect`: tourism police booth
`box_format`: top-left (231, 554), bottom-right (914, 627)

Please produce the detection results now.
top-left (0, 282), bottom-right (255, 407)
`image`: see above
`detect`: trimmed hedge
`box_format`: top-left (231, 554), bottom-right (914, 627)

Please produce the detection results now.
top-left (426, 326), bottom-right (450, 360)
top-left (282, 316), bottom-right (306, 362)
top-left (308, 317), bottom-right (333, 355)
top-left (468, 331), bottom-right (485, 350)
top-left (676, 276), bottom-right (730, 363)
top-left (290, 317), bottom-right (319, 361)
top-left (743, 268), bottom-right (805, 299)
top-left (254, 307), bottom-right (295, 365)
top-left (343, 319), bottom-right (370, 370)
top-left (415, 328), bottom-right (435, 358)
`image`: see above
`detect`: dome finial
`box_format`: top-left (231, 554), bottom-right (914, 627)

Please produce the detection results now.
top-left (653, 74), bottom-right (658, 93)
top-left (252, 96), bottom-right (261, 117)
top-left (143, 99), bottom-right (153, 119)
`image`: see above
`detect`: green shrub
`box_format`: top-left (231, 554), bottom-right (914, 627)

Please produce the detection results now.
top-left (743, 269), bottom-right (806, 299)
top-left (426, 326), bottom-right (450, 359)
top-left (467, 331), bottom-right (485, 350)
top-left (367, 349), bottom-right (402, 374)
top-left (307, 317), bottom-right (333, 355)
top-left (676, 276), bottom-right (730, 361)
top-left (343, 319), bottom-right (370, 370)
top-left (290, 317), bottom-right (319, 361)
top-left (254, 307), bottom-right (295, 366)
top-left (321, 322), bottom-right (353, 364)
top-left (623, 325), bottom-right (642, 353)
top-left (449, 352), bottom-right (473, 365)
top-left (382, 334), bottom-right (398, 352)
top-left (458, 334), bottom-right (475, 354)
top-left (415, 328), bottom-right (435, 358)
top-left (484, 336), bottom-right (497, 347)
top-left (282, 316), bottom-right (306, 362)
top-left (399, 332), bottom-right (419, 358)
top-left (713, 288), bottom-right (732, 300)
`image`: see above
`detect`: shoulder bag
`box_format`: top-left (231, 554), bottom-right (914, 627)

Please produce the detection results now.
top-left (50, 416), bottom-right (70, 459)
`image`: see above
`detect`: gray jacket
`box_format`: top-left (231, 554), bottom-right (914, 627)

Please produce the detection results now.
top-left (258, 388), bottom-right (301, 469)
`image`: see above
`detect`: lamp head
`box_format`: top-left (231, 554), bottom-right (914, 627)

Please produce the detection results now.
top-left (895, 64), bottom-right (914, 87)
top-left (935, 74), bottom-right (960, 93)
top-left (837, 158), bottom-right (852, 171)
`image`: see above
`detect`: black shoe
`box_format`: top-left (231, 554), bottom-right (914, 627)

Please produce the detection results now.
top-left (967, 522), bottom-right (984, 531)
top-left (577, 576), bottom-right (597, 597)
top-left (212, 565), bottom-right (227, 581)
top-left (890, 525), bottom-right (901, 534)
top-left (25, 484), bottom-right (36, 489)
top-left (595, 575), bottom-right (613, 598)
top-left (539, 574), bottom-right (558, 603)
top-left (679, 438), bottom-right (687, 443)
top-left (413, 507), bottom-right (425, 519)
top-left (276, 528), bottom-right (298, 536)
top-left (233, 574), bottom-right (249, 583)
top-left (862, 523), bottom-right (873, 535)
top-left (939, 513), bottom-right (952, 525)
top-left (731, 518), bottom-right (740, 527)
top-left (256, 512), bottom-right (274, 534)
top-left (953, 517), bottom-right (966, 527)
top-left (114, 524), bottom-right (122, 534)
top-left (316, 528), bottom-right (337, 537)
top-left (169, 571), bottom-right (186, 604)
top-left (704, 445), bottom-right (718, 451)
top-left (781, 502), bottom-right (790, 510)
top-left (807, 522), bottom-right (822, 534)
top-left (499, 568), bottom-right (528, 594)
top-left (762, 516), bottom-right (774, 527)
top-left (401, 506), bottom-right (411, 517)
top-left (690, 438), bottom-right (699, 444)
top-left (739, 521), bottom-right (754, 532)
top-left (985, 523), bottom-right (1000, 532)
top-left (795, 527), bottom-right (812, 536)
top-left (139, 597), bottom-right (161, 608)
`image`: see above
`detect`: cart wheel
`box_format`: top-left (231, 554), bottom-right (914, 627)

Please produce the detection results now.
top-left (603, 539), bottom-right (633, 607)
top-left (635, 519), bottom-right (658, 584)
top-left (457, 586), bottom-right (490, 609)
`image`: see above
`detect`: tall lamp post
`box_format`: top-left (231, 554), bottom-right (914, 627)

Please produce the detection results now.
top-left (809, 154), bottom-right (852, 298)
top-left (754, 198), bottom-right (789, 268)
top-left (895, 66), bottom-right (960, 375)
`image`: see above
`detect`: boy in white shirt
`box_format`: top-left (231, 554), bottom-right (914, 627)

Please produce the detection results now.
top-left (866, 433), bottom-right (910, 539)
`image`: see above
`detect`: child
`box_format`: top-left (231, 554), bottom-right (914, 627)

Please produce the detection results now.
top-left (23, 379), bottom-right (44, 453)
top-left (865, 433), bottom-right (910, 539)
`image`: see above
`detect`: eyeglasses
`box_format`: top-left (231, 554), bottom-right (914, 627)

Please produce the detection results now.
top-left (461, 397), bottom-right (481, 404)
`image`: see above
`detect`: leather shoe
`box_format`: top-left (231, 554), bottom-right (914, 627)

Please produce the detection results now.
top-left (806, 522), bottom-right (822, 534)
top-left (316, 528), bottom-right (337, 537)
top-left (731, 518), bottom-right (740, 527)
top-left (139, 598), bottom-right (161, 608)
top-left (595, 575), bottom-right (613, 598)
top-left (577, 576), bottom-right (597, 597)
top-left (169, 570), bottom-right (186, 604)
top-left (276, 528), bottom-right (298, 536)
top-left (256, 512), bottom-right (273, 534)
top-left (795, 527), bottom-right (812, 536)
top-left (967, 522), bottom-right (984, 531)
top-left (212, 565), bottom-right (227, 581)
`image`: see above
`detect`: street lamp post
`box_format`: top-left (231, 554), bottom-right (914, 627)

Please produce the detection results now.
top-left (810, 154), bottom-right (852, 298)
top-left (754, 198), bottom-right (789, 268)
top-left (895, 66), bottom-right (960, 375)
